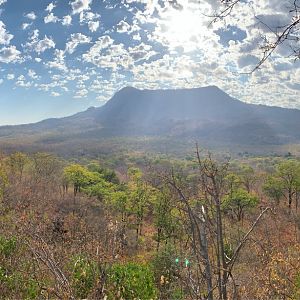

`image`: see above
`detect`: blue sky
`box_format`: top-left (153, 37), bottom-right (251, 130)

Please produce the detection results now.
top-left (0, 0), bottom-right (299, 125)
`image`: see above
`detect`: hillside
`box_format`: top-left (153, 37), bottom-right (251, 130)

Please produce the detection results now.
top-left (1, 85), bottom-right (300, 154)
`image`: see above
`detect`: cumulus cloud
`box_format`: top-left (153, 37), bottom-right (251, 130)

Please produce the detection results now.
top-left (51, 91), bottom-right (60, 97)
top-left (28, 69), bottom-right (39, 79)
top-left (22, 23), bottom-right (32, 30)
top-left (74, 88), bottom-right (88, 98)
top-left (0, 46), bottom-right (21, 63)
top-left (7, 73), bottom-right (15, 80)
top-left (25, 12), bottom-right (36, 20)
top-left (25, 30), bottom-right (55, 54)
top-left (44, 13), bottom-right (59, 23)
top-left (70, 0), bottom-right (92, 14)
top-left (88, 21), bottom-right (99, 32)
top-left (0, 21), bottom-right (13, 45)
top-left (46, 49), bottom-right (67, 71)
top-left (116, 20), bottom-right (130, 33)
top-left (46, 2), bottom-right (56, 12)
top-left (62, 15), bottom-right (72, 26)
top-left (65, 33), bottom-right (91, 54)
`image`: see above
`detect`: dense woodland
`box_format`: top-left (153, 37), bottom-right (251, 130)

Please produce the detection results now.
top-left (1, 149), bottom-right (300, 299)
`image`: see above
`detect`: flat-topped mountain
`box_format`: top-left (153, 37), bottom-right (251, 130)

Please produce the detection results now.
top-left (1, 85), bottom-right (300, 153)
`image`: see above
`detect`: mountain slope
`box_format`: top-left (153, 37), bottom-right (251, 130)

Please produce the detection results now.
top-left (1, 85), bottom-right (300, 153)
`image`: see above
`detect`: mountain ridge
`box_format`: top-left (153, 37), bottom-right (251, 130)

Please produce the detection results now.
top-left (1, 85), bottom-right (300, 154)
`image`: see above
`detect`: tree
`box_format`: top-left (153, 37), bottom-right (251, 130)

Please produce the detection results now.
top-left (0, 165), bottom-right (8, 200)
top-left (167, 148), bottom-right (270, 300)
top-left (8, 152), bottom-right (28, 181)
top-left (63, 164), bottom-right (92, 196)
top-left (127, 167), bottom-right (154, 242)
top-left (153, 188), bottom-right (178, 250)
top-left (267, 160), bottom-right (300, 210)
top-left (263, 175), bottom-right (284, 204)
top-left (238, 165), bottom-right (256, 193)
top-left (222, 188), bottom-right (259, 222)
top-left (32, 153), bottom-right (60, 182)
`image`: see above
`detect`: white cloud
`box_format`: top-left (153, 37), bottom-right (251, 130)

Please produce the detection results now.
top-left (28, 69), bottom-right (39, 79)
top-left (0, 0), bottom-right (7, 6)
top-left (46, 49), bottom-right (67, 71)
top-left (36, 36), bottom-right (55, 53)
top-left (7, 73), bottom-right (14, 80)
top-left (0, 79), bottom-right (3, 84)
top-left (44, 13), bottom-right (59, 24)
top-left (83, 39), bottom-right (133, 70)
top-left (0, 46), bottom-right (21, 63)
top-left (22, 23), bottom-right (32, 30)
top-left (25, 30), bottom-right (55, 54)
top-left (70, 0), bottom-right (92, 14)
top-left (46, 2), bottom-right (56, 12)
top-left (25, 12), bottom-right (36, 20)
top-left (73, 88), bottom-right (88, 98)
top-left (129, 42), bottom-right (156, 62)
top-left (116, 20), bottom-right (130, 33)
top-left (88, 21), bottom-right (99, 32)
top-left (65, 33), bottom-right (91, 54)
top-left (0, 21), bottom-right (13, 45)
top-left (62, 15), bottom-right (72, 26)
top-left (51, 91), bottom-right (60, 97)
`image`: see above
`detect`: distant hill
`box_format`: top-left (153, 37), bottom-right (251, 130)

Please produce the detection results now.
top-left (1, 85), bottom-right (300, 155)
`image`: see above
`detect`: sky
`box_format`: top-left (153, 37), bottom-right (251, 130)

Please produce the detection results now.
top-left (0, 0), bottom-right (299, 125)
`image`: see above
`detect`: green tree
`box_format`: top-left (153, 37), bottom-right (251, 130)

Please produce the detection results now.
top-left (8, 152), bottom-right (28, 181)
top-left (64, 164), bottom-right (92, 196)
top-left (128, 167), bottom-right (154, 242)
top-left (222, 188), bottom-right (259, 222)
top-left (0, 165), bottom-right (8, 200)
top-left (272, 160), bottom-right (300, 209)
top-left (153, 188), bottom-right (177, 250)
top-left (263, 175), bottom-right (284, 204)
top-left (152, 245), bottom-right (181, 299)
top-left (239, 165), bottom-right (256, 193)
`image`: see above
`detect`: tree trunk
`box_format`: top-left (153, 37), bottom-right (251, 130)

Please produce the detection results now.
top-left (215, 196), bottom-right (228, 300)
top-left (199, 209), bottom-right (213, 300)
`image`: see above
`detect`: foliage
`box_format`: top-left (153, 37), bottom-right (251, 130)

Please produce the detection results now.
top-left (263, 175), bottom-right (283, 203)
top-left (222, 188), bottom-right (259, 221)
top-left (263, 160), bottom-right (300, 208)
top-left (0, 166), bottom-right (8, 199)
top-left (70, 255), bottom-right (99, 299)
top-left (0, 236), bottom-right (41, 299)
top-left (0, 235), bottom-right (17, 257)
top-left (106, 262), bottom-right (157, 300)
top-left (151, 245), bottom-right (180, 299)
top-left (153, 189), bottom-right (178, 247)
top-left (8, 152), bottom-right (28, 179)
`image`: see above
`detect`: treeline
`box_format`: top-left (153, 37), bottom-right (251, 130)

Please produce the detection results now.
top-left (1, 151), bottom-right (300, 299)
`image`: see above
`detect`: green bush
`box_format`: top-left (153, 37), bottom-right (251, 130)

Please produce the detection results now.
top-left (0, 236), bottom-right (17, 257)
top-left (106, 262), bottom-right (157, 299)
top-left (70, 255), bottom-right (99, 298)
top-left (151, 246), bottom-right (182, 300)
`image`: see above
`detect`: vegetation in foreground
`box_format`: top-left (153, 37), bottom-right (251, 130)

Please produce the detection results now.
top-left (1, 150), bottom-right (300, 299)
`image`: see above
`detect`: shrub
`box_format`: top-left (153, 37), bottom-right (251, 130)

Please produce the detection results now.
top-left (106, 262), bottom-right (157, 299)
